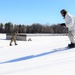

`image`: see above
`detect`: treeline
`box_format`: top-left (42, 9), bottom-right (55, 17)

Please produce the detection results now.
top-left (0, 22), bottom-right (67, 33)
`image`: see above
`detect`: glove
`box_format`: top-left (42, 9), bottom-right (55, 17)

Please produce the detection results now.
top-left (60, 23), bottom-right (66, 27)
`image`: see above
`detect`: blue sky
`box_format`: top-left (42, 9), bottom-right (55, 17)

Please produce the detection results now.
top-left (0, 0), bottom-right (75, 25)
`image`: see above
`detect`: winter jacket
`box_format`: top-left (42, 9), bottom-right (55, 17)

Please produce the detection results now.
top-left (65, 13), bottom-right (75, 31)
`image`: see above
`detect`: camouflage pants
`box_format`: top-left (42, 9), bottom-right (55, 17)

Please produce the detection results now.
top-left (10, 37), bottom-right (17, 44)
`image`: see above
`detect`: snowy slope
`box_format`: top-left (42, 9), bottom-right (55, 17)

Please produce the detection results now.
top-left (0, 34), bottom-right (75, 75)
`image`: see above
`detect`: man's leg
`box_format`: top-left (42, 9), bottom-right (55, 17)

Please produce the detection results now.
top-left (10, 39), bottom-right (14, 46)
top-left (68, 31), bottom-right (75, 47)
top-left (14, 39), bottom-right (18, 45)
top-left (68, 31), bottom-right (75, 43)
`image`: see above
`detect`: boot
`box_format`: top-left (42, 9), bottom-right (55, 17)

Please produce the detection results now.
top-left (10, 44), bottom-right (12, 46)
top-left (68, 43), bottom-right (75, 48)
top-left (15, 43), bottom-right (18, 45)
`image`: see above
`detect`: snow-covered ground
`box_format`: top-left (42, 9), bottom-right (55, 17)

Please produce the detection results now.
top-left (0, 34), bottom-right (75, 75)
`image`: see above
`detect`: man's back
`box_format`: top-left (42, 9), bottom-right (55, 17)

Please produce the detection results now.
top-left (65, 13), bottom-right (75, 31)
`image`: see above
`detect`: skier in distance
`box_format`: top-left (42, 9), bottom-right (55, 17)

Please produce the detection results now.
top-left (10, 31), bottom-right (18, 46)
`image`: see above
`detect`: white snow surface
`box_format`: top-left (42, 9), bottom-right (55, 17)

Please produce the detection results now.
top-left (0, 34), bottom-right (75, 75)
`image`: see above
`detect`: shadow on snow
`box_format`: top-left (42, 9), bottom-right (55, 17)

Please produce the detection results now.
top-left (0, 47), bottom-right (71, 64)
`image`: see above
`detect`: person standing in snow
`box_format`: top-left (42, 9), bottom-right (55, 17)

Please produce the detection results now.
top-left (60, 9), bottom-right (75, 48)
top-left (10, 31), bottom-right (18, 46)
